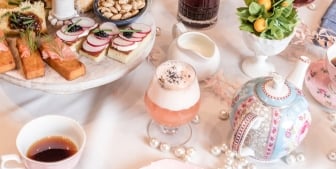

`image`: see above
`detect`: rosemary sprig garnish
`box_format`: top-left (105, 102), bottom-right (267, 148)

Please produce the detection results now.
top-left (65, 19), bottom-right (82, 32)
top-left (41, 35), bottom-right (65, 59)
top-left (20, 30), bottom-right (38, 52)
top-left (8, 0), bottom-right (21, 6)
top-left (12, 12), bottom-right (17, 22)
top-left (92, 29), bottom-right (112, 33)
top-left (0, 12), bottom-right (10, 19)
top-left (23, 19), bottom-right (34, 25)
top-left (119, 29), bottom-right (141, 33)
top-left (21, 6), bottom-right (31, 11)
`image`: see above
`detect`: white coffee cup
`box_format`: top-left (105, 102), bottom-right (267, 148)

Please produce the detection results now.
top-left (1, 115), bottom-right (86, 169)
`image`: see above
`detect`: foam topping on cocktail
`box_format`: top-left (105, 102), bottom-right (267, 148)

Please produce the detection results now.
top-left (156, 60), bottom-right (195, 90)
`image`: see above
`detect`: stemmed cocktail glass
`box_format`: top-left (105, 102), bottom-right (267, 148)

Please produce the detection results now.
top-left (144, 60), bottom-right (200, 146)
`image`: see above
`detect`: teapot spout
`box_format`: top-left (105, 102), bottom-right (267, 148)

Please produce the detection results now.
top-left (286, 56), bottom-right (311, 90)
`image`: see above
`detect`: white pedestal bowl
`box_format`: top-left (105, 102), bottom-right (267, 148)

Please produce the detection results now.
top-left (241, 31), bottom-right (295, 78)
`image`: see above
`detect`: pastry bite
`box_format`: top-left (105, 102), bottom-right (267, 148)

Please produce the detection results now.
top-left (16, 30), bottom-right (45, 79)
top-left (0, 30), bottom-right (16, 73)
top-left (0, 1), bottom-right (47, 35)
top-left (0, 0), bottom-right (52, 8)
top-left (75, 0), bottom-right (94, 13)
top-left (107, 23), bottom-right (153, 63)
top-left (79, 22), bottom-right (119, 62)
top-left (56, 16), bottom-right (98, 52)
top-left (39, 36), bottom-right (86, 81)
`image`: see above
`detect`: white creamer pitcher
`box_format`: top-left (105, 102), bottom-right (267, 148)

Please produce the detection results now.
top-left (167, 22), bottom-right (221, 81)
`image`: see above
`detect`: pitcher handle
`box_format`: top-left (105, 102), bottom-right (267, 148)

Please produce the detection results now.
top-left (172, 22), bottom-right (187, 39)
top-left (230, 112), bottom-right (261, 156)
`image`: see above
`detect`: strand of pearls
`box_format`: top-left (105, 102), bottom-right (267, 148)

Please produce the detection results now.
top-left (283, 152), bottom-right (305, 165)
top-left (210, 143), bottom-right (256, 169)
top-left (327, 113), bottom-right (336, 162)
top-left (148, 136), bottom-right (196, 161)
top-left (147, 115), bottom-right (201, 161)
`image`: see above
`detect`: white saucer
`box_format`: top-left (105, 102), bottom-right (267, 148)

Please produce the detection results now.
top-left (305, 59), bottom-right (336, 110)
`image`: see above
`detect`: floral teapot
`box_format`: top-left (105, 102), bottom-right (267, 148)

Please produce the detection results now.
top-left (167, 22), bottom-right (221, 81)
top-left (229, 56), bottom-right (311, 162)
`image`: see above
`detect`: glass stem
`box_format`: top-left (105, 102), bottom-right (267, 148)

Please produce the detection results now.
top-left (161, 126), bottom-right (179, 135)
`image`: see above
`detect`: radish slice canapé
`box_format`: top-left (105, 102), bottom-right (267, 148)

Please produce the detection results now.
top-left (99, 22), bottom-right (119, 36)
top-left (61, 25), bottom-right (85, 36)
top-left (56, 30), bottom-right (78, 42)
top-left (82, 40), bottom-right (107, 53)
top-left (86, 34), bottom-right (110, 47)
top-left (131, 23), bottom-right (151, 34)
top-left (119, 33), bottom-right (143, 42)
top-left (112, 37), bottom-right (135, 46)
top-left (71, 17), bottom-right (97, 29)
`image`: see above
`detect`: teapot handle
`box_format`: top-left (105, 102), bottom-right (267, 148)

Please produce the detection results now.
top-left (230, 112), bottom-right (261, 156)
top-left (172, 22), bottom-right (188, 39)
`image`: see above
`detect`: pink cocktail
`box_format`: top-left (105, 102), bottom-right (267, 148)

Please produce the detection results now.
top-left (145, 60), bottom-right (200, 146)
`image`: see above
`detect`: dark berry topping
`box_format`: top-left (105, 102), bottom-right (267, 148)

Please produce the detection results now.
top-left (122, 31), bottom-right (133, 38)
top-left (67, 24), bottom-right (83, 32)
top-left (94, 30), bottom-right (109, 38)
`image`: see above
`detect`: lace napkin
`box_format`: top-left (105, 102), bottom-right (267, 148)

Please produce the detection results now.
top-left (321, 0), bottom-right (336, 32)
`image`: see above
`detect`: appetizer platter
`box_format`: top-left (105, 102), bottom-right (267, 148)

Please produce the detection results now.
top-left (0, 0), bottom-right (155, 94)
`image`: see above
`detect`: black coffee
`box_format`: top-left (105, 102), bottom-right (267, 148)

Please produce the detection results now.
top-left (332, 57), bottom-right (336, 67)
top-left (27, 136), bottom-right (77, 162)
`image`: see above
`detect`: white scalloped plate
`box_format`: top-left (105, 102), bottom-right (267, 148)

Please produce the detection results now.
top-left (139, 159), bottom-right (203, 169)
top-left (0, 13), bottom-right (155, 94)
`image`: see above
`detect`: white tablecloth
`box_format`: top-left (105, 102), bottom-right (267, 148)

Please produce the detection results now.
top-left (0, 0), bottom-right (335, 169)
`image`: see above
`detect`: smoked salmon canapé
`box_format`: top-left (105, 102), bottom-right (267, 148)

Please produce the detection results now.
top-left (16, 31), bottom-right (45, 79)
top-left (0, 30), bottom-right (16, 73)
top-left (39, 36), bottom-right (85, 81)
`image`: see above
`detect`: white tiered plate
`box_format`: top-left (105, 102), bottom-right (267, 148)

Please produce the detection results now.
top-left (0, 13), bottom-right (156, 94)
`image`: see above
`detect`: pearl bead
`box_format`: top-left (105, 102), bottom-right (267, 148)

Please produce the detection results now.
top-left (173, 147), bottom-right (186, 158)
top-left (159, 143), bottom-right (171, 152)
top-left (191, 114), bottom-right (201, 124)
top-left (186, 147), bottom-right (196, 156)
top-left (149, 137), bottom-right (160, 148)
top-left (284, 154), bottom-right (297, 165)
top-left (219, 110), bottom-right (229, 120)
top-left (328, 114), bottom-right (336, 122)
top-left (50, 18), bottom-right (58, 26)
top-left (237, 157), bottom-right (249, 166)
top-left (224, 150), bottom-right (236, 158)
top-left (246, 163), bottom-right (257, 169)
top-left (182, 154), bottom-right (191, 161)
top-left (232, 161), bottom-right (244, 169)
top-left (155, 27), bottom-right (161, 36)
top-left (307, 3), bottom-right (316, 10)
top-left (328, 151), bottom-right (336, 161)
top-left (296, 153), bottom-right (305, 162)
top-left (223, 156), bottom-right (234, 165)
top-left (220, 143), bottom-right (228, 152)
top-left (331, 123), bottom-right (336, 133)
top-left (211, 146), bottom-right (222, 156)
top-left (222, 164), bottom-right (232, 169)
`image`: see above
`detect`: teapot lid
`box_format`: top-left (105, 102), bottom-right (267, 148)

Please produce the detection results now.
top-left (255, 74), bottom-right (298, 107)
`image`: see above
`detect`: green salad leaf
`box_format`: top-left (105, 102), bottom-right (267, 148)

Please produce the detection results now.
top-left (237, 0), bottom-right (299, 40)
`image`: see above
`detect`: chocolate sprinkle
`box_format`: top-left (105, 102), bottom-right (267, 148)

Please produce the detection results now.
top-left (157, 61), bottom-right (195, 89)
